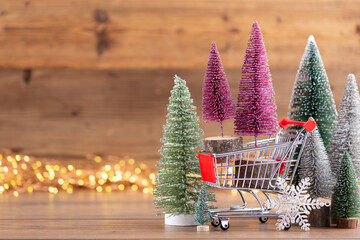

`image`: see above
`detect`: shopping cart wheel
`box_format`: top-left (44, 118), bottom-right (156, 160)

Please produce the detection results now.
top-left (259, 217), bottom-right (268, 223)
top-left (284, 223), bottom-right (291, 231)
top-left (219, 219), bottom-right (230, 231)
top-left (211, 217), bottom-right (220, 227)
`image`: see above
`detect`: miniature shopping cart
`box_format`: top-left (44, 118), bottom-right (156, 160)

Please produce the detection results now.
top-left (198, 118), bottom-right (316, 231)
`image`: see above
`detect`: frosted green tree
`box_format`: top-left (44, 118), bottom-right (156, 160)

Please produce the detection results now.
top-left (288, 35), bottom-right (337, 149)
top-left (299, 118), bottom-right (334, 199)
top-left (153, 75), bottom-right (215, 215)
top-left (329, 74), bottom-right (360, 178)
top-left (331, 152), bottom-right (360, 219)
top-left (194, 185), bottom-right (211, 225)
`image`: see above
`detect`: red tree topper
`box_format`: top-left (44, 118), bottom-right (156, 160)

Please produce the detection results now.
top-left (202, 42), bottom-right (236, 137)
top-left (234, 21), bottom-right (277, 144)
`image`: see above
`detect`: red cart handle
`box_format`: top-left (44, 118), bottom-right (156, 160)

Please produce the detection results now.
top-left (278, 117), bottom-right (316, 132)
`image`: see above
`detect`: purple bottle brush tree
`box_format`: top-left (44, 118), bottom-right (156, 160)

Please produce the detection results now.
top-left (202, 42), bottom-right (236, 137)
top-left (234, 21), bottom-right (278, 146)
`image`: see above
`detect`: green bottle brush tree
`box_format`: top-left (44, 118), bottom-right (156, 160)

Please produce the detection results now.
top-left (332, 152), bottom-right (360, 228)
top-left (153, 75), bottom-right (215, 225)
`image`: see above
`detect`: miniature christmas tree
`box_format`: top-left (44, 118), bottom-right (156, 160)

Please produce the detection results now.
top-left (288, 35), bottom-right (337, 149)
top-left (234, 21), bottom-right (277, 145)
top-left (329, 74), bottom-right (360, 178)
top-left (194, 185), bottom-right (211, 225)
top-left (299, 119), bottom-right (333, 199)
top-left (202, 42), bottom-right (236, 137)
top-left (153, 75), bottom-right (215, 216)
top-left (331, 152), bottom-right (360, 220)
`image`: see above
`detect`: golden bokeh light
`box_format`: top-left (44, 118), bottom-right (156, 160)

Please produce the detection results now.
top-left (0, 152), bottom-right (155, 196)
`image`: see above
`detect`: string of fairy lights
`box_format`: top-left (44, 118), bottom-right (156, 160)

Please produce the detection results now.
top-left (0, 151), bottom-right (156, 197)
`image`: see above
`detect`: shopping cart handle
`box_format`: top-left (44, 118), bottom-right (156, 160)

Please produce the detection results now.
top-left (278, 117), bottom-right (316, 132)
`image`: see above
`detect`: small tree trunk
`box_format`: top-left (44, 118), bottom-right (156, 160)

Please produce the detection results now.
top-left (308, 206), bottom-right (331, 227)
top-left (204, 136), bottom-right (242, 169)
top-left (337, 218), bottom-right (358, 229)
top-left (204, 136), bottom-right (242, 154)
top-left (220, 121), bottom-right (224, 138)
top-left (197, 225), bottom-right (210, 231)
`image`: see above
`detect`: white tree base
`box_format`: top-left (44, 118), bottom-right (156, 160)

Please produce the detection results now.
top-left (165, 214), bottom-right (198, 226)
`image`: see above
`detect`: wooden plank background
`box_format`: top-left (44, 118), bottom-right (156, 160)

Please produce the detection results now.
top-left (0, 68), bottom-right (357, 162)
top-left (0, 0), bottom-right (359, 69)
top-left (0, 0), bottom-right (359, 162)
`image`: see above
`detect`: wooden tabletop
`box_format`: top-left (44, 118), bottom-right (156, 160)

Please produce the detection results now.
top-left (0, 189), bottom-right (359, 239)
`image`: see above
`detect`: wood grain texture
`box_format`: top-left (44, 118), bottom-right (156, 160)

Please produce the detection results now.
top-left (0, 190), bottom-right (358, 239)
top-left (204, 136), bottom-right (242, 153)
top-left (308, 207), bottom-right (331, 227)
top-left (0, 67), bottom-right (358, 162)
top-left (337, 218), bottom-right (359, 229)
top-left (0, 0), bottom-right (360, 69)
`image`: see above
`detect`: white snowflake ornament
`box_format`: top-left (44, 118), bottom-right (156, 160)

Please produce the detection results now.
top-left (264, 177), bottom-right (330, 231)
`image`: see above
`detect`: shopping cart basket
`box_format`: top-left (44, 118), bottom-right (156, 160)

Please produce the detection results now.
top-left (198, 117), bottom-right (316, 231)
